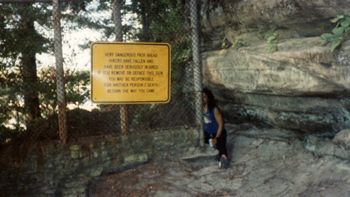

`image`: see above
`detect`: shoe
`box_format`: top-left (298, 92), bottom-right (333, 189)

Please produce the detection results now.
top-left (219, 156), bottom-right (229, 169)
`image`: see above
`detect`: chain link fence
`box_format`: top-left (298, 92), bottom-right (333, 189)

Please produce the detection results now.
top-left (0, 0), bottom-right (202, 145)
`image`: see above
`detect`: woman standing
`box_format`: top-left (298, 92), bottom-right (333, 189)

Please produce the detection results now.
top-left (202, 88), bottom-right (229, 168)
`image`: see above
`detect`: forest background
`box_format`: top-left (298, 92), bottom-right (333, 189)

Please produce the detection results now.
top-left (0, 0), bottom-right (193, 143)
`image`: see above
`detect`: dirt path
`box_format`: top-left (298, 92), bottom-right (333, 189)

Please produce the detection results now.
top-left (89, 125), bottom-right (350, 197)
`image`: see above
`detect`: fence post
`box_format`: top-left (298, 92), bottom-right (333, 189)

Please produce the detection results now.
top-left (190, 0), bottom-right (203, 146)
top-left (52, 0), bottom-right (67, 144)
top-left (113, 0), bottom-right (128, 134)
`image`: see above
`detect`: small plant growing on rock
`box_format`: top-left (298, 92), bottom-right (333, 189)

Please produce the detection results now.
top-left (256, 25), bottom-right (279, 53)
top-left (321, 11), bottom-right (350, 51)
top-left (267, 32), bottom-right (278, 53)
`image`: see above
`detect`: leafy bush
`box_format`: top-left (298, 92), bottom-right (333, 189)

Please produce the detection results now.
top-left (321, 11), bottom-right (350, 51)
top-left (38, 68), bottom-right (90, 118)
top-left (0, 67), bottom-right (90, 130)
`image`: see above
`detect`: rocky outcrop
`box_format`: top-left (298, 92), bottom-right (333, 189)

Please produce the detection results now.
top-left (201, 0), bottom-right (350, 134)
top-left (89, 124), bottom-right (350, 196)
top-left (201, 0), bottom-right (350, 49)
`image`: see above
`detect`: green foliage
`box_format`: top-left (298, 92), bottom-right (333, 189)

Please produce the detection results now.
top-left (121, 0), bottom-right (193, 127)
top-left (0, 67), bottom-right (90, 129)
top-left (0, 4), bottom-right (52, 57)
top-left (126, 0), bottom-right (191, 94)
top-left (321, 11), bottom-right (350, 51)
top-left (267, 32), bottom-right (278, 53)
top-left (1, 0), bottom-right (193, 140)
top-left (256, 26), bottom-right (279, 53)
top-left (0, 66), bottom-right (25, 131)
top-left (0, 125), bottom-right (24, 144)
top-left (0, 0), bottom-right (104, 132)
top-left (38, 68), bottom-right (90, 118)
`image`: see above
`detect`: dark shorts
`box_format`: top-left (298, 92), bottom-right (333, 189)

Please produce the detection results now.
top-left (203, 129), bottom-right (228, 157)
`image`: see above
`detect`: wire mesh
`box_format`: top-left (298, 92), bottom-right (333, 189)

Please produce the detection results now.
top-left (0, 0), bottom-right (202, 144)
top-left (95, 0), bottom-right (201, 135)
top-left (53, 0), bottom-right (67, 144)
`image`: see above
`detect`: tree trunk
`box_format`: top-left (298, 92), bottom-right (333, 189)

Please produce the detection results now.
top-left (19, 6), bottom-right (41, 122)
top-left (21, 49), bottom-right (40, 121)
top-left (140, 0), bottom-right (151, 41)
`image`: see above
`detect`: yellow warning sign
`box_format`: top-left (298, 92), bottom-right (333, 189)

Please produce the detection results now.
top-left (91, 42), bottom-right (171, 104)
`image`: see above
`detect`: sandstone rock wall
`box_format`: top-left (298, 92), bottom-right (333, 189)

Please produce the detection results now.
top-left (201, 0), bottom-right (350, 134)
top-left (0, 128), bottom-right (197, 196)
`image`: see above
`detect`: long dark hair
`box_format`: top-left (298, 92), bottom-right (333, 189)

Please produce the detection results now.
top-left (203, 88), bottom-right (217, 110)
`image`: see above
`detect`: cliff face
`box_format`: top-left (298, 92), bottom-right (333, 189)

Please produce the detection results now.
top-left (201, 0), bottom-right (350, 134)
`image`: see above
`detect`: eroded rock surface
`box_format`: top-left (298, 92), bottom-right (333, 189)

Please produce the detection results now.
top-left (201, 0), bottom-right (350, 133)
top-left (89, 124), bottom-right (350, 196)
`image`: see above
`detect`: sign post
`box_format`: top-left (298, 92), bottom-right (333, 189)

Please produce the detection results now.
top-left (91, 42), bottom-right (171, 104)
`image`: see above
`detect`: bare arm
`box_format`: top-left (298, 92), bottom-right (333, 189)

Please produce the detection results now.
top-left (213, 107), bottom-right (224, 139)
